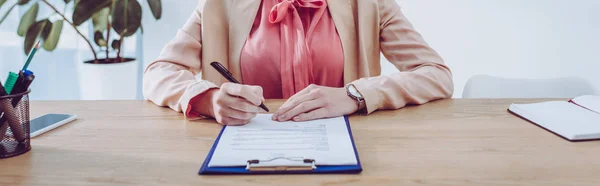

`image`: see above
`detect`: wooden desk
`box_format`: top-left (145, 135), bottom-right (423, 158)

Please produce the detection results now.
top-left (1, 99), bottom-right (599, 185)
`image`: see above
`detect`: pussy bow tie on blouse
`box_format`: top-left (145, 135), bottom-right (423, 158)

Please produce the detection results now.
top-left (268, 0), bottom-right (327, 98)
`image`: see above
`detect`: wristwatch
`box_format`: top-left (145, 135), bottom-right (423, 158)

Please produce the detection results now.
top-left (346, 84), bottom-right (366, 114)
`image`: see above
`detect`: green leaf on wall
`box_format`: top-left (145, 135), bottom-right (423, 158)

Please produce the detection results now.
top-left (17, 2), bottom-right (38, 37)
top-left (23, 19), bottom-right (48, 55)
top-left (41, 20), bottom-right (63, 51)
top-left (112, 0), bottom-right (142, 37)
top-left (147, 0), bottom-right (161, 19)
top-left (72, 0), bottom-right (112, 26)
top-left (17, 0), bottom-right (29, 5)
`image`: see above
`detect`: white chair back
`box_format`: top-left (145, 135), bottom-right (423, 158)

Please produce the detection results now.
top-left (462, 75), bottom-right (597, 98)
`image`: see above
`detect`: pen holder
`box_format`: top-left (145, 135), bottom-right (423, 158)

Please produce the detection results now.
top-left (0, 89), bottom-right (31, 159)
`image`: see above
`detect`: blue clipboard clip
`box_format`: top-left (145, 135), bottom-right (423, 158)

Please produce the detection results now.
top-left (246, 157), bottom-right (316, 172)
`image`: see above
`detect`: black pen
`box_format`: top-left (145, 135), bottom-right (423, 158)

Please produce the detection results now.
top-left (0, 70), bottom-right (35, 142)
top-left (11, 70), bottom-right (34, 106)
top-left (0, 80), bottom-right (24, 142)
top-left (210, 61), bottom-right (269, 112)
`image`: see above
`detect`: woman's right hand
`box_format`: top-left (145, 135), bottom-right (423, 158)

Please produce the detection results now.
top-left (195, 83), bottom-right (265, 125)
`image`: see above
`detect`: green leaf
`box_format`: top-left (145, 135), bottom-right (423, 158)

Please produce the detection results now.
top-left (17, 0), bottom-right (29, 5)
top-left (112, 0), bottom-right (141, 37)
top-left (41, 20), bottom-right (63, 51)
top-left (72, 0), bottom-right (112, 26)
top-left (23, 19), bottom-right (48, 55)
top-left (94, 31), bottom-right (107, 47)
top-left (111, 39), bottom-right (120, 50)
top-left (40, 20), bottom-right (52, 40)
top-left (92, 7), bottom-right (109, 31)
top-left (17, 3), bottom-right (38, 37)
top-left (0, 0), bottom-right (7, 9)
top-left (147, 0), bottom-right (161, 19)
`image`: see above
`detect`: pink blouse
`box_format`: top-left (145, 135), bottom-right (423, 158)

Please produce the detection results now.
top-left (239, 0), bottom-right (344, 99)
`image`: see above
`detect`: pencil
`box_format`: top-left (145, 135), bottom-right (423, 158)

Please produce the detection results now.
top-left (22, 40), bottom-right (40, 71)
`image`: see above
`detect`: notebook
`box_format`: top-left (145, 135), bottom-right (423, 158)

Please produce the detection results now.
top-left (508, 95), bottom-right (600, 141)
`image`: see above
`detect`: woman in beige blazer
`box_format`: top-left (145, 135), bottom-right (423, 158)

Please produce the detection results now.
top-left (143, 0), bottom-right (454, 125)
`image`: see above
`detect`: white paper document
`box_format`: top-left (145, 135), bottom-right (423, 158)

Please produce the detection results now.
top-left (509, 95), bottom-right (600, 140)
top-left (571, 95), bottom-right (600, 114)
top-left (208, 114), bottom-right (358, 167)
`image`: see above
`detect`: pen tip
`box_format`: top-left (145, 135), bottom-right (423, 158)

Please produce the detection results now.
top-left (34, 41), bottom-right (40, 49)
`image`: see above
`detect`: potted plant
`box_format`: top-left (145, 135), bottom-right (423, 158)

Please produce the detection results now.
top-left (0, 0), bottom-right (162, 100)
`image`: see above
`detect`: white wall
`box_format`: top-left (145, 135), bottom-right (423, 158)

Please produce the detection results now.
top-left (142, 0), bottom-right (199, 70)
top-left (387, 0), bottom-right (600, 97)
top-left (144, 0), bottom-right (600, 98)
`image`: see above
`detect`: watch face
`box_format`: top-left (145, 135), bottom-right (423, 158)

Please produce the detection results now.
top-left (348, 85), bottom-right (362, 98)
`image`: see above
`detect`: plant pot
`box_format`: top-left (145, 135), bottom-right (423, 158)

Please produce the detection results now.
top-left (77, 58), bottom-right (138, 100)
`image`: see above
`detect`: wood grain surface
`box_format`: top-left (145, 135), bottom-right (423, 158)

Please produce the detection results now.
top-left (0, 99), bottom-right (598, 186)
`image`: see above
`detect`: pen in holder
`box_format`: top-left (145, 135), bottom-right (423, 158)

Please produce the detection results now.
top-left (0, 89), bottom-right (31, 159)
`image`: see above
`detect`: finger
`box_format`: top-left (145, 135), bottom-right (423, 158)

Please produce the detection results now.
top-left (217, 106), bottom-right (257, 120)
top-left (274, 84), bottom-right (316, 114)
top-left (274, 92), bottom-right (315, 121)
top-left (277, 100), bottom-right (324, 121)
top-left (275, 85), bottom-right (314, 116)
top-left (292, 108), bottom-right (329, 122)
top-left (216, 90), bottom-right (264, 113)
top-left (274, 86), bottom-right (320, 120)
top-left (221, 83), bottom-right (264, 106)
top-left (216, 116), bottom-right (251, 126)
top-left (224, 96), bottom-right (266, 113)
top-left (240, 84), bottom-right (264, 105)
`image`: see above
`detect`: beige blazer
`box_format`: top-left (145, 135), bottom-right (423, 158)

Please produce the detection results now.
top-left (143, 0), bottom-right (454, 119)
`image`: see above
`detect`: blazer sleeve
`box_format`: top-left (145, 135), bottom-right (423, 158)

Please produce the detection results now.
top-left (351, 0), bottom-right (454, 114)
top-left (143, 2), bottom-right (218, 120)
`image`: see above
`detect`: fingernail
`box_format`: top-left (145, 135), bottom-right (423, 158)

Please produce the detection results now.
top-left (293, 116), bottom-right (300, 121)
top-left (271, 114), bottom-right (277, 120)
top-left (277, 114), bottom-right (285, 121)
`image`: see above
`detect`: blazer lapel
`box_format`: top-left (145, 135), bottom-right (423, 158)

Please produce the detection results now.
top-left (229, 0), bottom-right (261, 82)
top-left (327, 0), bottom-right (358, 84)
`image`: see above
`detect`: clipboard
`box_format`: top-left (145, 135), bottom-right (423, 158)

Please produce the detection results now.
top-left (198, 116), bottom-right (362, 175)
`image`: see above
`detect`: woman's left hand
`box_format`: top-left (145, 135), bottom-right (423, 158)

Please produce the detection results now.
top-left (273, 84), bottom-right (358, 122)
